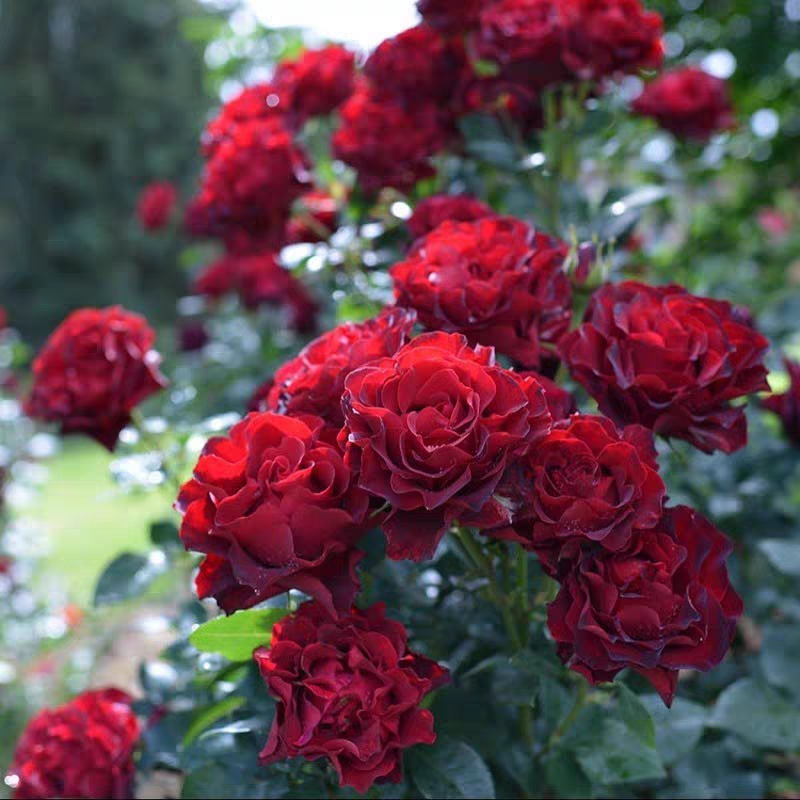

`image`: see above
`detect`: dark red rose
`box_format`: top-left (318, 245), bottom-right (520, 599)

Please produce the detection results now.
top-left (392, 217), bottom-right (572, 370)
top-left (177, 321), bottom-right (209, 353)
top-left (407, 194), bottom-right (496, 241)
top-left (274, 45), bottom-right (356, 124)
top-left (177, 412), bottom-right (369, 615)
top-left (286, 190), bottom-right (340, 244)
top-left (190, 118), bottom-right (311, 247)
top-left (136, 181), bottom-right (177, 231)
top-left (192, 252), bottom-right (318, 331)
top-left (458, 76), bottom-right (544, 131)
top-left (632, 67), bottom-right (735, 142)
top-left (261, 308), bottom-right (416, 427)
top-left (365, 25), bottom-right (467, 105)
top-left (341, 332), bottom-right (552, 560)
top-left (763, 358), bottom-right (800, 447)
top-left (548, 505), bottom-right (743, 706)
top-left (562, 0), bottom-right (664, 81)
top-left (473, 0), bottom-right (570, 90)
top-left (332, 82), bottom-right (451, 194)
top-left (25, 307), bottom-right (167, 451)
top-left (559, 281), bottom-right (770, 454)
top-left (534, 374), bottom-right (577, 420)
top-left (7, 689), bottom-right (139, 799)
top-left (202, 83), bottom-right (287, 157)
top-left (247, 377), bottom-right (275, 414)
top-left (505, 415), bottom-right (665, 573)
top-left (417, 0), bottom-right (484, 33)
top-left (255, 601), bottom-right (448, 794)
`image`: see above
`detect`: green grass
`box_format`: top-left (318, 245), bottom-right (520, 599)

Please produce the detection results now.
top-left (31, 439), bottom-right (176, 606)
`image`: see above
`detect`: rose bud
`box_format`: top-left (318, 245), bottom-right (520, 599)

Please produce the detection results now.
top-left (256, 601), bottom-right (448, 794)
top-left (25, 307), bottom-right (167, 451)
top-left (136, 181), bottom-right (177, 231)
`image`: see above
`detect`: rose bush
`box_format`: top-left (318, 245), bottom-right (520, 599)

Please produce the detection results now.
top-left (10, 1), bottom-right (800, 798)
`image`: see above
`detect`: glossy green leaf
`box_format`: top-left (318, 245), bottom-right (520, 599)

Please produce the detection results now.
top-left (409, 738), bottom-right (496, 799)
top-left (189, 608), bottom-right (289, 662)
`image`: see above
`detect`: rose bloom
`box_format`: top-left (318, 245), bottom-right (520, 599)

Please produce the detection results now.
top-left (417, 0), bottom-right (484, 33)
top-left (332, 82), bottom-right (451, 194)
top-left (365, 25), bottom-right (467, 105)
top-left (548, 505), bottom-right (743, 706)
top-left (202, 83), bottom-right (286, 157)
top-left (260, 308), bottom-right (416, 427)
top-left (256, 601), bottom-right (448, 794)
top-left (341, 332), bottom-right (552, 560)
top-left (763, 358), bottom-right (800, 446)
top-left (7, 689), bottom-right (140, 799)
top-left (192, 252), bottom-right (319, 332)
top-left (559, 281), bottom-right (770, 454)
top-left (392, 217), bottom-right (572, 370)
top-left (274, 45), bottom-right (356, 124)
top-left (633, 67), bottom-right (735, 142)
top-left (190, 117), bottom-right (311, 246)
top-left (562, 0), bottom-right (664, 81)
top-left (407, 194), bottom-right (496, 241)
top-left (136, 181), bottom-right (177, 231)
top-left (532, 374), bottom-right (577, 421)
top-left (177, 412), bottom-right (369, 615)
top-left (473, 0), bottom-right (570, 90)
top-left (505, 415), bottom-right (665, 574)
top-left (25, 307), bottom-right (167, 451)
top-left (286, 190), bottom-right (340, 244)
top-left (458, 76), bottom-right (544, 131)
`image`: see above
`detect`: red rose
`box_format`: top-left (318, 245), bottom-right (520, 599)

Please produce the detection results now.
top-left (341, 332), bottom-right (552, 560)
top-left (763, 358), bottom-right (800, 447)
top-left (365, 25), bottom-right (467, 105)
top-left (417, 0), bottom-right (484, 33)
top-left (190, 118), bottom-right (311, 247)
top-left (192, 252), bottom-right (318, 331)
top-left (177, 412), bottom-right (369, 615)
top-left (547, 505), bottom-right (743, 706)
top-left (261, 308), bottom-right (416, 427)
top-left (473, 0), bottom-right (570, 90)
top-left (458, 77), bottom-right (544, 131)
top-left (286, 190), bottom-right (340, 244)
top-left (562, 0), bottom-right (664, 81)
top-left (506, 415), bottom-right (665, 573)
top-left (532, 374), bottom-right (577, 421)
top-left (7, 689), bottom-right (139, 799)
top-left (255, 601), bottom-right (448, 794)
top-left (632, 67), bottom-right (735, 142)
top-left (25, 307), bottom-right (167, 451)
top-left (332, 82), bottom-right (451, 194)
top-left (274, 45), bottom-right (356, 124)
top-left (392, 217), bottom-right (572, 370)
top-left (202, 83), bottom-right (286, 157)
top-left (136, 181), bottom-right (177, 231)
top-left (559, 281), bottom-right (770, 454)
top-left (407, 194), bottom-right (496, 241)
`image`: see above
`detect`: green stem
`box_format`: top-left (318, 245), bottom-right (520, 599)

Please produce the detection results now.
top-left (546, 681), bottom-right (588, 752)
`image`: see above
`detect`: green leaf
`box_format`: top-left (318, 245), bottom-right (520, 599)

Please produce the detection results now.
top-left (761, 624), bottom-right (800, 698)
top-left (639, 695), bottom-right (707, 766)
top-left (183, 696), bottom-right (247, 746)
top-left (93, 552), bottom-right (168, 607)
top-left (758, 539), bottom-right (800, 576)
top-left (542, 751), bottom-right (592, 799)
top-left (709, 678), bottom-right (800, 750)
top-left (408, 738), bottom-right (496, 799)
top-left (561, 705), bottom-right (665, 786)
top-left (150, 519), bottom-right (182, 550)
top-left (617, 684), bottom-right (656, 748)
top-left (189, 608), bottom-right (289, 662)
